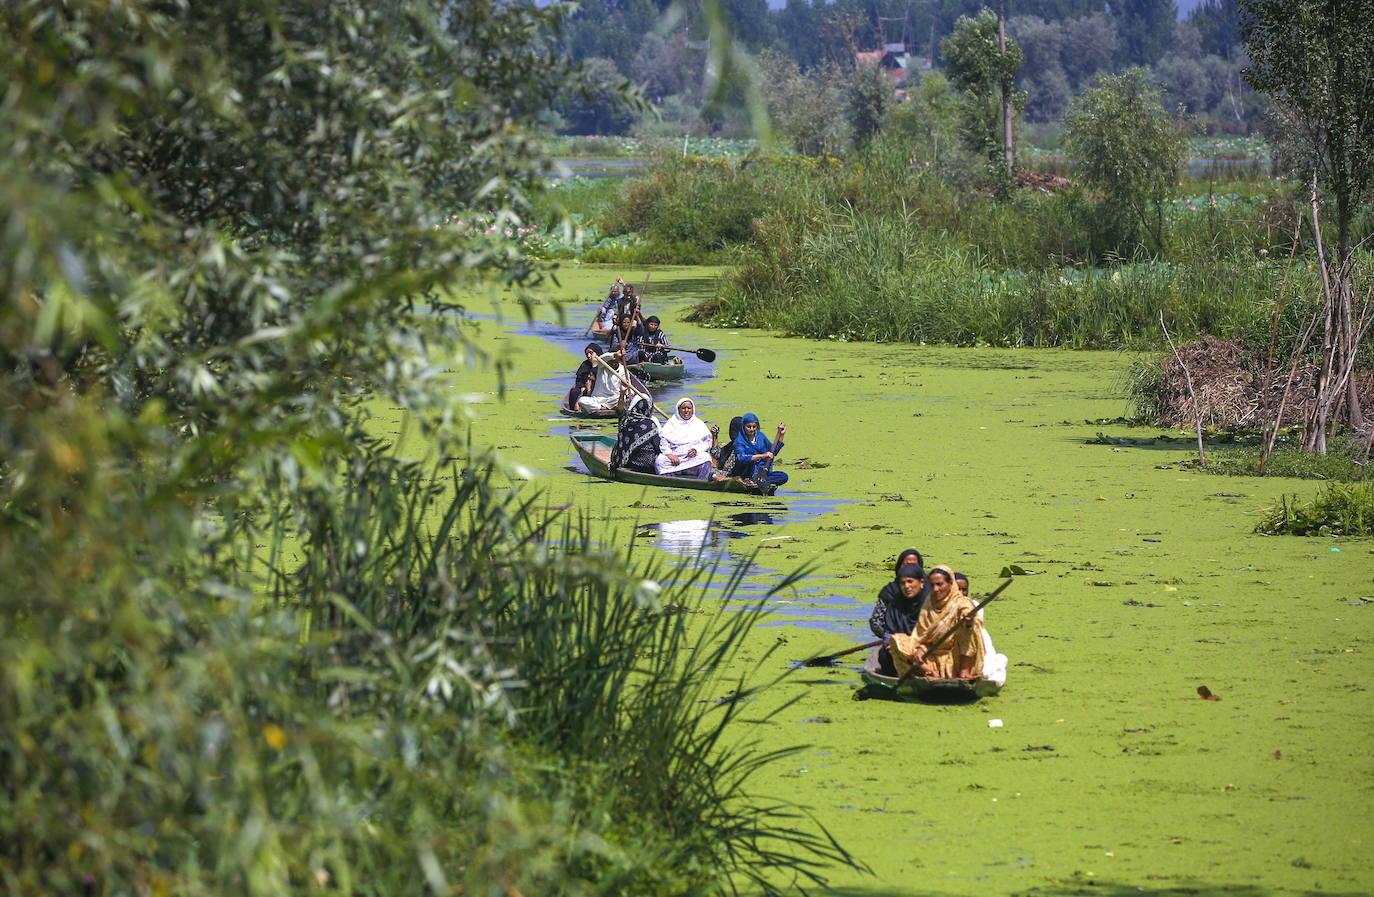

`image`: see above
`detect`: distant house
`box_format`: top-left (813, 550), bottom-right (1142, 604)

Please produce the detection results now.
top-left (853, 44), bottom-right (924, 89)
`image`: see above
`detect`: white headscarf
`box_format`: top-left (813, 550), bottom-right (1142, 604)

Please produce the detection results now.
top-left (658, 397), bottom-right (712, 451)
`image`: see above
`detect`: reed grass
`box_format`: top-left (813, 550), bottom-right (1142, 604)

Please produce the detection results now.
top-left (707, 203), bottom-right (1307, 350)
top-left (2, 436), bottom-right (855, 896)
top-left (1200, 443), bottom-right (1370, 481)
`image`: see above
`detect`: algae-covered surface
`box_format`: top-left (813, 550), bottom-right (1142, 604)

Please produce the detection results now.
top-left (394, 265), bottom-right (1374, 896)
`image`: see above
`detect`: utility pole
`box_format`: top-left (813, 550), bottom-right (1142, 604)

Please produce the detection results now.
top-left (996, 0), bottom-right (1013, 178)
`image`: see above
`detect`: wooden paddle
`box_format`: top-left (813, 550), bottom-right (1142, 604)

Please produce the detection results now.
top-left (893, 578), bottom-right (1013, 687)
top-left (589, 353), bottom-right (665, 418)
top-left (799, 638), bottom-right (883, 667)
top-left (636, 342), bottom-right (717, 363)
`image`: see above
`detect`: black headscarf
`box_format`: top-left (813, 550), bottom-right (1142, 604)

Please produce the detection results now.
top-left (574, 344), bottom-right (602, 385)
top-left (871, 554), bottom-right (929, 637)
top-left (610, 397), bottom-right (659, 473)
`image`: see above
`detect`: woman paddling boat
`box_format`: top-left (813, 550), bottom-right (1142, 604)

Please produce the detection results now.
top-left (730, 413), bottom-right (788, 490)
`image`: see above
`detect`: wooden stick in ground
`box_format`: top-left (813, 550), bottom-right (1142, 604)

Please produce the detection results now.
top-left (1160, 310), bottom-right (1205, 467)
top-left (1258, 214), bottom-right (1304, 473)
top-left (893, 578), bottom-right (1013, 687)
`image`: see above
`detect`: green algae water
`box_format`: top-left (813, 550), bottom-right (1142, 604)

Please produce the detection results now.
top-left (392, 265), bottom-right (1373, 896)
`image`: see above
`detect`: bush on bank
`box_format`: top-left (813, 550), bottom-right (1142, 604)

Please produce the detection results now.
top-left (0, 1), bottom-right (849, 893)
top-left (1256, 481), bottom-right (1374, 536)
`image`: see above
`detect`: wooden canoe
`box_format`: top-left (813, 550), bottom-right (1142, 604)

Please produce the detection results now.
top-left (855, 648), bottom-right (1002, 702)
top-left (559, 369), bottom-right (651, 418)
top-left (629, 356), bottom-right (686, 381)
top-left (569, 433), bottom-right (774, 494)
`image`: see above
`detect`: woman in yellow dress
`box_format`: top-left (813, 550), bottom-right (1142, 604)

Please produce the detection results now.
top-left (889, 565), bottom-right (986, 680)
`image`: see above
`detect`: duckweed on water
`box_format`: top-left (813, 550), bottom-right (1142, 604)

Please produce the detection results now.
top-left (427, 265), bottom-right (1374, 897)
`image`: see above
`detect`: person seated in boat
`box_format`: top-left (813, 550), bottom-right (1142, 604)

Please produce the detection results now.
top-left (868, 549), bottom-right (925, 638)
top-left (609, 396), bottom-right (659, 473)
top-left (610, 312), bottom-right (647, 364)
top-left (712, 416), bottom-right (743, 471)
top-left (639, 316), bottom-right (671, 364)
top-left (618, 282), bottom-right (641, 319)
top-left (566, 342), bottom-right (602, 409)
top-left (889, 565), bottom-right (991, 681)
top-left (592, 280), bottom-right (626, 335)
top-left (870, 560), bottom-right (926, 676)
top-left (730, 413), bottom-right (788, 489)
top-left (656, 397), bottom-right (714, 480)
top-left (576, 349), bottom-right (634, 414)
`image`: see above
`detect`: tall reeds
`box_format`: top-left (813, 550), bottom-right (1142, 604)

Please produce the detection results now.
top-left (711, 202), bottom-right (1307, 350)
top-left (1, 436), bottom-right (854, 895)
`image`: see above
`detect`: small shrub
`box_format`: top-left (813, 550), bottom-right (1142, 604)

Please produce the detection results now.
top-left (1256, 481), bottom-right (1374, 536)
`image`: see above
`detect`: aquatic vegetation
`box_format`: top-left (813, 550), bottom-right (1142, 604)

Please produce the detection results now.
top-left (1256, 480), bottom-right (1374, 535)
top-left (1200, 443), bottom-right (1370, 481)
top-left (709, 216), bottom-right (1304, 349)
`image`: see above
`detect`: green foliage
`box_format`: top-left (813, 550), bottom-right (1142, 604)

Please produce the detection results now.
top-left (712, 219), bottom-right (1291, 348)
top-left (1202, 443), bottom-right (1370, 481)
top-left (0, 0), bottom-right (851, 893)
top-left (943, 8), bottom-right (1025, 178)
top-left (756, 50), bottom-right (847, 157)
top-left (1064, 68), bottom-right (1190, 251)
top-left (885, 72), bottom-right (963, 168)
top-left (847, 63), bottom-right (894, 150)
top-left (1255, 481), bottom-right (1374, 536)
top-left (1242, 0), bottom-right (1374, 258)
top-left (1107, 0), bottom-right (1178, 67)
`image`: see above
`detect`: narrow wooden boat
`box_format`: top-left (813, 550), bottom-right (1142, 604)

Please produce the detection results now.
top-left (558, 370), bottom-right (651, 418)
top-left (855, 649), bottom-right (1002, 702)
top-left (629, 356), bottom-right (686, 381)
top-left (569, 433), bottom-right (774, 494)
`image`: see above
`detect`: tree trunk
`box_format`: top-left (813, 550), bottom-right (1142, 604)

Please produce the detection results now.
top-left (1336, 196), bottom-right (1365, 431)
top-left (997, 0), bottom-right (1013, 179)
top-left (1307, 172), bottom-right (1336, 455)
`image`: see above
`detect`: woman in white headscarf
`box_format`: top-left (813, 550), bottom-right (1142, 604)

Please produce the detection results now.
top-left (655, 397), bottom-right (714, 479)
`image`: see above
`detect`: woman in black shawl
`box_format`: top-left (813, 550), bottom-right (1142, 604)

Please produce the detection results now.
top-left (609, 396), bottom-right (659, 473)
top-left (868, 548), bottom-right (927, 639)
top-left (869, 554), bottom-right (928, 675)
top-left (566, 343), bottom-right (603, 409)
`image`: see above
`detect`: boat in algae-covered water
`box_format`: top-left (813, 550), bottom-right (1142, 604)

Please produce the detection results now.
top-left (569, 433), bottom-right (776, 494)
top-left (628, 356), bottom-right (686, 381)
top-left (558, 370), bottom-right (652, 419)
top-left (854, 649), bottom-right (1003, 702)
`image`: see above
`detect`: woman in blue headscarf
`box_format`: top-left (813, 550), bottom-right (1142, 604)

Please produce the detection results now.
top-left (731, 413), bottom-right (788, 490)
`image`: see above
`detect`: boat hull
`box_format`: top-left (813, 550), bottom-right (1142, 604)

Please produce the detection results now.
top-left (569, 434), bottom-right (772, 494)
top-left (856, 649), bottom-right (1002, 702)
top-left (630, 357), bottom-right (686, 381)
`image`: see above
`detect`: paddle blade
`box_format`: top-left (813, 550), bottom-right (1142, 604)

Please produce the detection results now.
top-left (694, 348), bottom-right (717, 362)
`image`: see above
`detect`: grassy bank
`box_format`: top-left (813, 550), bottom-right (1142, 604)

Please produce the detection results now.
top-left (562, 136), bottom-right (1370, 354)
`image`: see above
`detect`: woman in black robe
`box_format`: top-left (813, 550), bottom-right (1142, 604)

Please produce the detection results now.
top-left (868, 549), bottom-right (929, 675)
top-left (609, 396), bottom-right (659, 473)
top-left (566, 343), bottom-right (603, 409)
top-left (640, 315), bottom-right (670, 364)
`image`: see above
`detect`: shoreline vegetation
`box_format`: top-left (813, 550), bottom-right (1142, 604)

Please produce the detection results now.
top-left (528, 128), bottom-right (1371, 530)
top-left (1, 2), bottom-right (858, 895)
